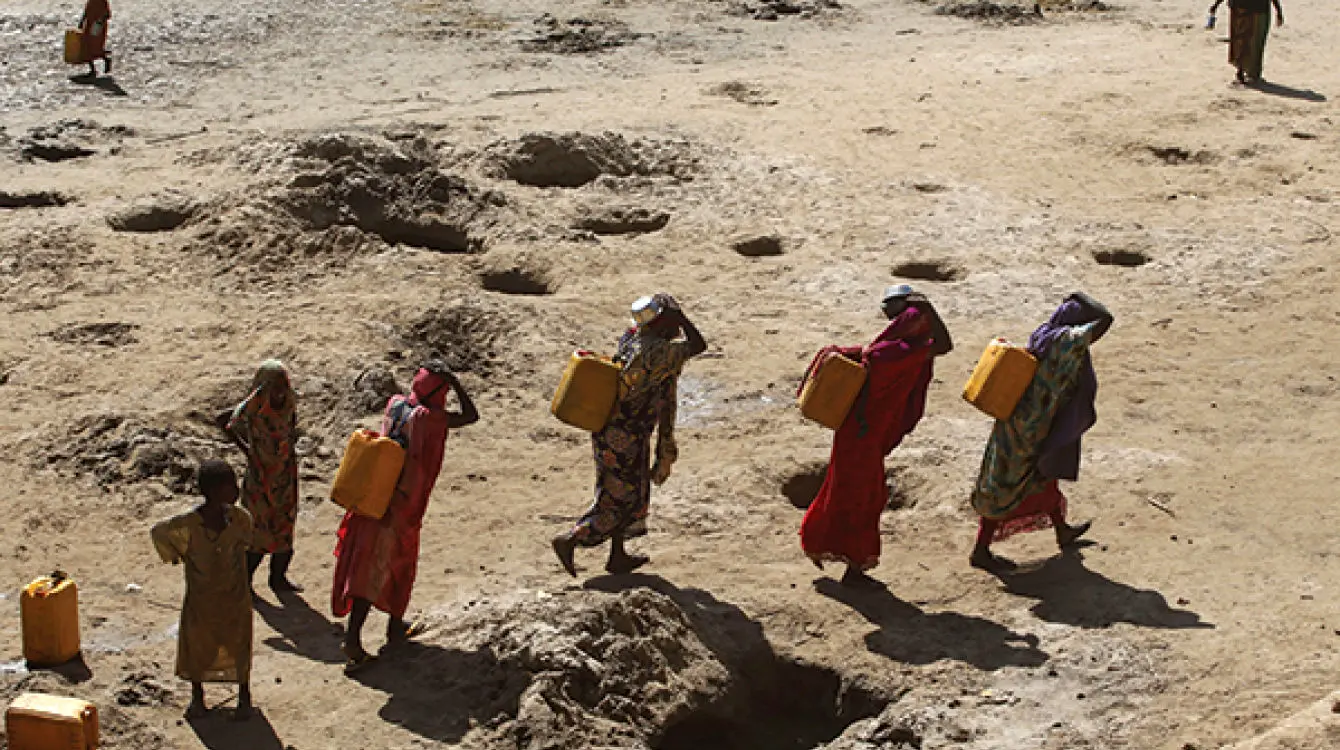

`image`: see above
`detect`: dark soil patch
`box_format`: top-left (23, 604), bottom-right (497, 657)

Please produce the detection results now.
top-left (520, 15), bottom-right (642, 54)
top-left (733, 234), bottom-right (785, 257)
top-left (15, 120), bottom-right (130, 162)
top-left (1144, 146), bottom-right (1217, 166)
top-left (47, 322), bottom-right (140, 347)
top-left (707, 82), bottom-right (778, 107)
top-left (480, 267), bottom-right (555, 296)
top-left (44, 413), bottom-right (222, 493)
top-left (936, 1), bottom-right (1041, 24)
top-left (574, 206), bottom-right (671, 235)
top-left (486, 131), bottom-right (696, 189)
top-left (891, 259), bottom-right (964, 282)
top-left (0, 190), bottom-right (70, 209)
top-left (405, 301), bottom-right (523, 378)
top-left (730, 0), bottom-right (843, 21)
top-left (1092, 248), bottom-right (1151, 267)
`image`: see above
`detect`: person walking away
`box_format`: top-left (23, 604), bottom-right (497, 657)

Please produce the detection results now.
top-left (76, 0), bottom-right (112, 76)
top-left (220, 360), bottom-right (302, 593)
top-left (969, 292), bottom-right (1114, 573)
top-left (331, 362), bottom-right (478, 672)
top-left (150, 460), bottom-right (254, 720)
top-left (1227, 0), bottom-right (1283, 85)
top-left (552, 293), bottom-right (708, 578)
top-left (799, 286), bottom-right (953, 589)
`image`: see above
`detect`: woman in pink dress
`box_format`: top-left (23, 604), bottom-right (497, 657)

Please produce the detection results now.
top-left (330, 362), bottom-right (478, 671)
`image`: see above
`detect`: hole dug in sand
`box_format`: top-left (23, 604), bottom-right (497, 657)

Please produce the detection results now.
top-left (782, 463), bottom-right (920, 511)
top-left (733, 234), bottom-right (785, 257)
top-left (1092, 248), bottom-right (1151, 267)
top-left (480, 267), bottom-right (555, 296)
top-left (892, 259), bottom-right (964, 282)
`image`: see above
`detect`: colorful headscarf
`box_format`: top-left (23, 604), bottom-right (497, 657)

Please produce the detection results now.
top-left (240, 359), bottom-right (296, 423)
top-left (408, 367), bottom-right (450, 411)
top-left (1029, 299), bottom-right (1100, 481)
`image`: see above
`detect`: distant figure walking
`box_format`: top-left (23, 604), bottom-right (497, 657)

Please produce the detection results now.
top-left (75, 0), bottom-right (112, 77)
top-left (1212, 0), bottom-right (1284, 85)
top-left (969, 293), bottom-right (1113, 573)
top-left (798, 286), bottom-right (952, 588)
top-left (552, 293), bottom-right (708, 578)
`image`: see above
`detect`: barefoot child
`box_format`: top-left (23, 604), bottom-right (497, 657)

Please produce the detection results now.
top-left (151, 459), bottom-right (255, 719)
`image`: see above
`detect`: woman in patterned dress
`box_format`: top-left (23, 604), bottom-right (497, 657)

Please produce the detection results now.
top-left (969, 293), bottom-right (1114, 573)
top-left (221, 360), bottom-right (302, 593)
top-left (552, 293), bottom-right (708, 577)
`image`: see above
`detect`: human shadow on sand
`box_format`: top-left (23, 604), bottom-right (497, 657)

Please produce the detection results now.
top-left (188, 707), bottom-right (283, 750)
top-left (814, 579), bottom-right (1049, 671)
top-left (1249, 80), bottom-right (1326, 102)
top-left (994, 550), bottom-right (1214, 630)
top-left (346, 639), bottom-right (526, 743)
top-left (252, 592), bottom-right (344, 666)
top-left (68, 73), bottom-right (128, 97)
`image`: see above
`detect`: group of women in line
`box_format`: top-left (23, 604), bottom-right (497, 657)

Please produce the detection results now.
top-left (547, 286), bottom-right (1113, 587)
top-left (176, 286), bottom-right (1108, 688)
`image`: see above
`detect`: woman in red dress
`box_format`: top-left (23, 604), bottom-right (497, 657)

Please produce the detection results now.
top-left (799, 287), bottom-right (952, 588)
top-left (330, 362), bottom-right (478, 672)
top-left (77, 0), bottom-right (112, 76)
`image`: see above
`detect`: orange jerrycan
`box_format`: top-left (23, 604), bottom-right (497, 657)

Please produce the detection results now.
top-left (6, 692), bottom-right (99, 750)
top-left (798, 352), bottom-right (867, 430)
top-left (21, 572), bottom-right (80, 667)
top-left (962, 339), bottom-right (1038, 421)
top-left (329, 429), bottom-right (405, 519)
top-left (551, 351), bottom-right (621, 432)
top-left (63, 30), bottom-right (84, 64)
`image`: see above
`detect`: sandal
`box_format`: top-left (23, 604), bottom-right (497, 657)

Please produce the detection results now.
top-left (341, 643), bottom-right (377, 675)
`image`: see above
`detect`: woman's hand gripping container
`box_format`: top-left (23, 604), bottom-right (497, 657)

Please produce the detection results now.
top-left (551, 351), bottom-right (621, 432)
top-left (962, 339), bottom-right (1038, 421)
top-left (6, 692), bottom-right (99, 750)
top-left (798, 352), bottom-right (868, 430)
top-left (329, 430), bottom-right (405, 520)
top-left (21, 572), bottom-right (80, 667)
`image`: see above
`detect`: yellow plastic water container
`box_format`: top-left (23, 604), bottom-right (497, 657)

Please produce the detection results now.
top-left (6, 692), bottom-right (99, 750)
top-left (551, 351), bottom-right (621, 432)
top-left (21, 573), bottom-right (80, 667)
top-left (329, 429), bottom-right (405, 519)
top-left (63, 30), bottom-right (84, 64)
top-left (962, 338), bottom-right (1038, 421)
top-left (798, 352), bottom-right (868, 430)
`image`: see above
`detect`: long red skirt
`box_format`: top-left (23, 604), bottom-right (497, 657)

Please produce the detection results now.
top-left (979, 480), bottom-right (1067, 544)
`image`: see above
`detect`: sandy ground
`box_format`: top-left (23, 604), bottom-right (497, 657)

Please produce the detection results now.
top-left (2, 0), bottom-right (1339, 747)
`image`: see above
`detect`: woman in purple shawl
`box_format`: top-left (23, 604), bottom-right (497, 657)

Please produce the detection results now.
top-left (969, 292), bottom-right (1113, 573)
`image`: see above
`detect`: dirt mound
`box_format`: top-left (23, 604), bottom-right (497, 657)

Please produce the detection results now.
top-left (365, 584), bottom-right (885, 748)
top-left (404, 298), bottom-right (539, 380)
top-left (108, 193), bottom-right (198, 233)
top-left (42, 413), bottom-right (229, 493)
top-left (12, 119), bottom-right (133, 162)
top-left (352, 365), bottom-right (404, 413)
top-left (520, 15), bottom-right (643, 54)
top-left (574, 206), bottom-right (672, 235)
top-left (485, 132), bottom-right (697, 188)
top-left (197, 133), bottom-right (502, 267)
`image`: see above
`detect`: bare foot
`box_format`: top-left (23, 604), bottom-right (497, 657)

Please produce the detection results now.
top-left (605, 553), bottom-right (650, 575)
top-left (551, 535), bottom-right (578, 577)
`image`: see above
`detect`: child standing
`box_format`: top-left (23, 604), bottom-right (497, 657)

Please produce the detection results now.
top-left (151, 459), bottom-right (255, 719)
